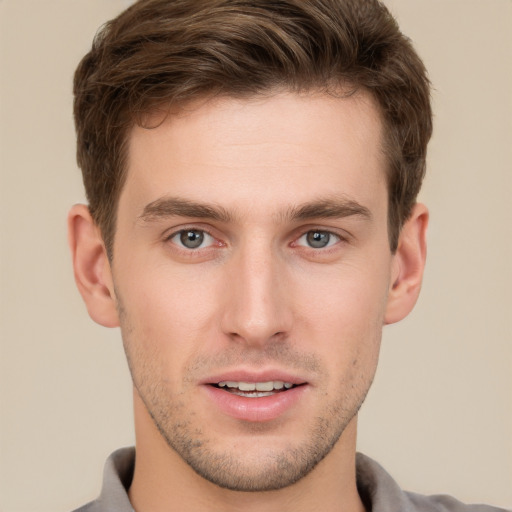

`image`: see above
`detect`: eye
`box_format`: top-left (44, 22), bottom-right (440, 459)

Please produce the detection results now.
top-left (296, 230), bottom-right (340, 249)
top-left (170, 229), bottom-right (215, 249)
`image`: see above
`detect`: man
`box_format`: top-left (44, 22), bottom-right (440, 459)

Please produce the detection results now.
top-left (67, 1), bottom-right (508, 511)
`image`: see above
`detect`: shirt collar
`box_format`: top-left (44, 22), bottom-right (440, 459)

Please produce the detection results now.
top-left (96, 447), bottom-right (135, 512)
top-left (88, 447), bottom-right (483, 512)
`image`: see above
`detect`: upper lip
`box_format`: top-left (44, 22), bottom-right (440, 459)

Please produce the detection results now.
top-left (201, 369), bottom-right (308, 386)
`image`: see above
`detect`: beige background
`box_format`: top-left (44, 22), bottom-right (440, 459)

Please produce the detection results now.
top-left (0, 0), bottom-right (511, 511)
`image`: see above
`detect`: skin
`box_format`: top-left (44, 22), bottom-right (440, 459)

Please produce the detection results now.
top-left (69, 91), bottom-right (428, 512)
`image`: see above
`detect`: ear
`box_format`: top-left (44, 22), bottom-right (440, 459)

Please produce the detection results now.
top-left (385, 203), bottom-right (428, 325)
top-left (68, 204), bottom-right (120, 327)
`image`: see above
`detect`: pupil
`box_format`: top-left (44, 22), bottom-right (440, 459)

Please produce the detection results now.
top-left (307, 231), bottom-right (329, 248)
top-left (180, 230), bottom-right (204, 249)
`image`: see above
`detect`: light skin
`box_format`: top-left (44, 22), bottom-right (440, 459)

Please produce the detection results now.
top-left (69, 91), bottom-right (428, 512)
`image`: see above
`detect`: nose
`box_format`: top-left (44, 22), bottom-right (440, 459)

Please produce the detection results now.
top-left (221, 239), bottom-right (292, 347)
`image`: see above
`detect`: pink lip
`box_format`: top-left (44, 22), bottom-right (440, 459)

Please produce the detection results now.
top-left (201, 369), bottom-right (309, 422)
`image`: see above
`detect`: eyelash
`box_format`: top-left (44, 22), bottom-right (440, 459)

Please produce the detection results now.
top-left (294, 230), bottom-right (342, 249)
top-left (166, 228), bottom-right (220, 251)
top-left (165, 226), bottom-right (347, 253)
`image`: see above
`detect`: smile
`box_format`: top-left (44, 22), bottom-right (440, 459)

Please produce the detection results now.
top-left (215, 381), bottom-right (296, 397)
top-left (204, 374), bottom-right (308, 421)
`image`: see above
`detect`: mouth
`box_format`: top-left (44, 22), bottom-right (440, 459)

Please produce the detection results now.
top-left (202, 371), bottom-right (309, 421)
top-left (211, 380), bottom-right (301, 398)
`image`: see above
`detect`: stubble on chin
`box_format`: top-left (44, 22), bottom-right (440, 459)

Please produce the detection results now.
top-left (130, 351), bottom-right (374, 492)
top-left (117, 295), bottom-right (379, 492)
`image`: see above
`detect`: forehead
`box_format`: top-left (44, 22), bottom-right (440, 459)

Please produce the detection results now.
top-left (122, 91), bottom-right (387, 217)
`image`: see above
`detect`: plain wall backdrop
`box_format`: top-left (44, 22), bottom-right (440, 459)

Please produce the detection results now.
top-left (0, 1), bottom-right (511, 511)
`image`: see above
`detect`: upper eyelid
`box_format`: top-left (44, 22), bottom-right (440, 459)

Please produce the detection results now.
top-left (161, 225), bottom-right (351, 246)
top-left (298, 229), bottom-right (341, 239)
top-left (293, 226), bottom-right (351, 242)
top-left (163, 225), bottom-right (216, 240)
top-left (294, 230), bottom-right (342, 247)
top-left (166, 229), bottom-right (217, 252)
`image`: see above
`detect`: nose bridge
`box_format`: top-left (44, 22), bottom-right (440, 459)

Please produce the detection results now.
top-left (222, 235), bottom-right (290, 345)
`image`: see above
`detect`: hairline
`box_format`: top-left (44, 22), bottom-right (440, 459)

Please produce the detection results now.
top-left (103, 85), bottom-right (400, 261)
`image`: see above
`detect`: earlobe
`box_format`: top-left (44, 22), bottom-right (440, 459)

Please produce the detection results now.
top-left (384, 203), bottom-right (428, 325)
top-left (68, 204), bottom-right (120, 328)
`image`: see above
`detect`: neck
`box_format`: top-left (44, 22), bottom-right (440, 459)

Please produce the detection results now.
top-left (128, 389), bottom-right (365, 512)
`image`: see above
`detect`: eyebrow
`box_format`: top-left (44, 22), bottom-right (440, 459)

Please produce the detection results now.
top-left (139, 197), bottom-right (232, 223)
top-left (282, 197), bottom-right (372, 222)
top-left (138, 195), bottom-right (371, 224)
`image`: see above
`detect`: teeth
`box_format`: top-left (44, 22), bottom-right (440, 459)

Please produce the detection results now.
top-left (255, 382), bottom-right (273, 392)
top-left (217, 380), bottom-right (294, 391)
top-left (231, 390), bottom-right (275, 397)
top-left (239, 382), bottom-right (256, 391)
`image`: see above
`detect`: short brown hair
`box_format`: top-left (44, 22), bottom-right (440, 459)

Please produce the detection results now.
top-left (74, 0), bottom-right (432, 256)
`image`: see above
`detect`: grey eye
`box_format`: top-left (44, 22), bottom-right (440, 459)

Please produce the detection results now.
top-left (306, 231), bottom-right (331, 248)
top-left (297, 230), bottom-right (340, 249)
top-left (172, 229), bottom-right (213, 249)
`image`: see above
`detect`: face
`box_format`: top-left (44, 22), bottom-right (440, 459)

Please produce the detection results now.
top-left (111, 91), bottom-right (395, 491)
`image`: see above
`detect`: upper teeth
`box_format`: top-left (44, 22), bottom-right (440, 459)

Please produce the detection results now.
top-left (218, 381), bottom-right (294, 391)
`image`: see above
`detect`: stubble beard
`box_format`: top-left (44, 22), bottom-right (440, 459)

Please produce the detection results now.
top-left (126, 345), bottom-right (375, 492)
top-left (117, 294), bottom-right (379, 492)
top-left (143, 391), bottom-right (360, 492)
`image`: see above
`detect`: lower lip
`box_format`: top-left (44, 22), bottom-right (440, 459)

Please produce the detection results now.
top-left (203, 385), bottom-right (308, 422)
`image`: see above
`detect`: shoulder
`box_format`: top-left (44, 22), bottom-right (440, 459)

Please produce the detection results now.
top-left (404, 491), bottom-right (511, 512)
top-left (71, 501), bottom-right (100, 512)
top-left (70, 447), bottom-right (135, 512)
top-left (356, 453), bottom-right (510, 512)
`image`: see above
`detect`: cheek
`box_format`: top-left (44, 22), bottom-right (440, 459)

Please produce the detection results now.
top-left (294, 261), bottom-right (389, 359)
top-left (298, 259), bottom-right (390, 320)
top-left (115, 264), bottom-right (221, 360)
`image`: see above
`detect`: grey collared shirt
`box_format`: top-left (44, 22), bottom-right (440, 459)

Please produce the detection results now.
top-left (72, 447), bottom-right (510, 512)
